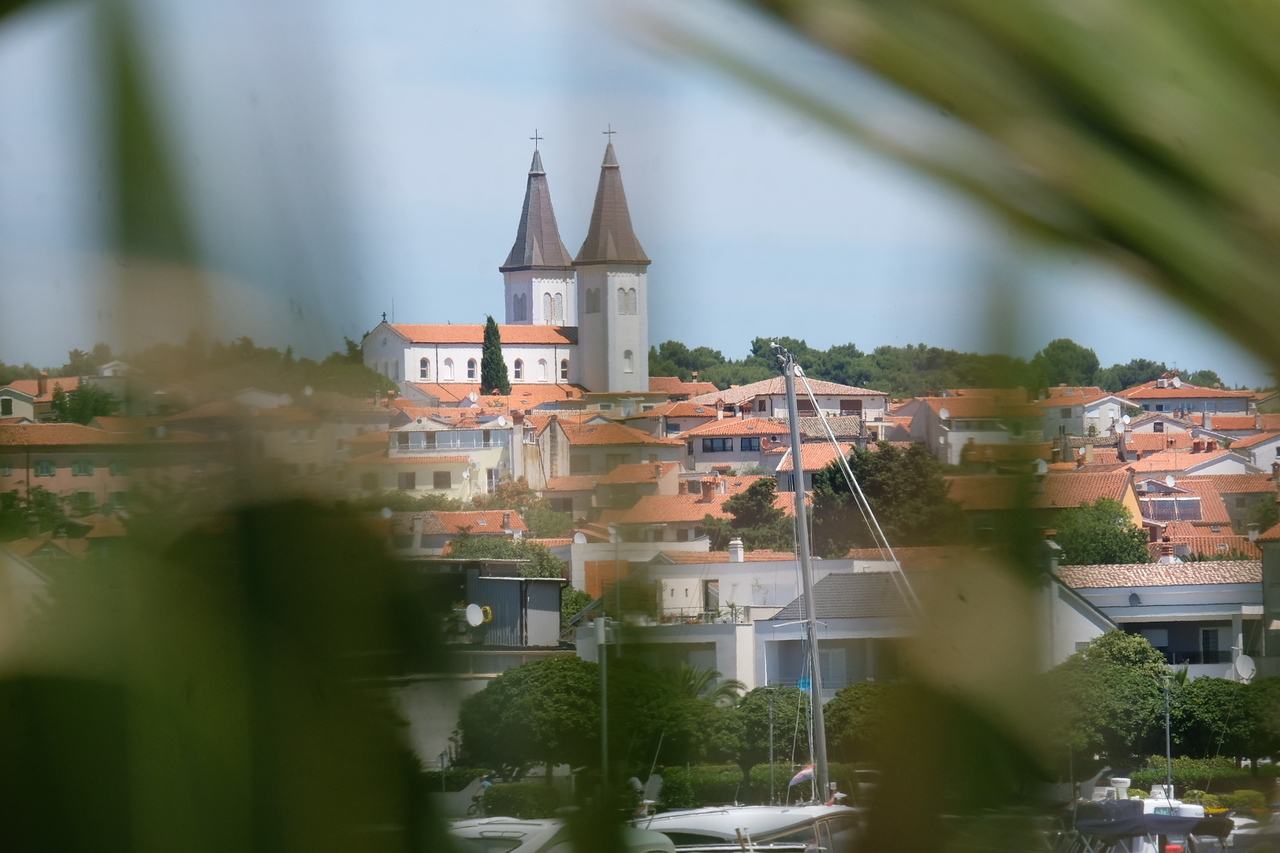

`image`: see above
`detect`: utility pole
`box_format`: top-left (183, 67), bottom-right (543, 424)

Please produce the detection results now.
top-left (779, 345), bottom-right (829, 802)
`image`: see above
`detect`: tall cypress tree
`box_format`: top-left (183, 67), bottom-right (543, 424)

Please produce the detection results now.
top-left (480, 315), bottom-right (511, 395)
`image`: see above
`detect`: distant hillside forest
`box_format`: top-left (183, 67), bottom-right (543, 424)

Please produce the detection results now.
top-left (649, 337), bottom-right (1246, 400)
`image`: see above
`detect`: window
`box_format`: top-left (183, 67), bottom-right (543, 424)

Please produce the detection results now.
top-left (486, 468), bottom-right (500, 491)
top-left (543, 292), bottom-right (552, 320)
top-left (419, 358), bottom-right (430, 380)
top-left (539, 359), bottom-right (549, 381)
top-left (1156, 404), bottom-right (1165, 412)
top-left (442, 359), bottom-right (454, 381)
top-left (381, 360), bottom-right (388, 377)
top-left (466, 359), bottom-right (477, 380)
top-left (553, 293), bottom-right (564, 323)
top-left (1153, 422), bottom-right (1164, 433)
top-left (797, 398), bottom-right (816, 414)
top-left (617, 287), bottom-right (626, 314)
top-left (1060, 407), bottom-right (1071, 418)
top-left (605, 453), bottom-right (630, 472)
top-left (432, 470), bottom-right (451, 489)
top-left (1142, 404), bottom-right (1150, 411)
top-left (702, 438), bottom-right (733, 453)
top-left (598, 402), bottom-right (614, 411)
top-left (627, 287), bottom-right (637, 314)
top-left (624, 350), bottom-right (634, 373)
top-left (1236, 496), bottom-right (1247, 509)
top-left (513, 359), bottom-right (523, 380)
top-left (0, 398), bottom-right (10, 416)
top-left (560, 359), bottom-right (569, 381)
top-left (393, 360), bottom-right (399, 380)
top-left (34, 460), bottom-right (55, 477)
top-left (72, 459), bottom-right (94, 476)
top-left (757, 399), bottom-right (767, 412)
top-left (569, 455), bottom-right (592, 474)
top-left (840, 399), bottom-right (863, 416)
top-left (585, 288), bottom-right (600, 313)
top-left (0, 459), bottom-right (11, 477)
top-left (741, 437), bottom-right (760, 452)
top-left (397, 432), bottom-right (410, 447)
top-left (397, 472), bottom-right (416, 491)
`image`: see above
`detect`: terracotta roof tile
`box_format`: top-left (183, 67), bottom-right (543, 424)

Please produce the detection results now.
top-left (774, 442), bottom-right (853, 472)
top-left (543, 475), bottom-right (600, 492)
top-left (1123, 448), bottom-right (1243, 473)
top-left (682, 418), bottom-right (788, 438)
top-left (1257, 520), bottom-right (1280, 542)
top-left (688, 377), bottom-right (885, 406)
top-left (924, 397), bottom-right (1044, 418)
top-left (404, 382), bottom-right (586, 405)
top-left (434, 511), bottom-right (527, 534)
top-left (1127, 433), bottom-right (1195, 452)
top-left (619, 400), bottom-right (719, 420)
top-left (4, 377), bottom-right (82, 403)
top-left (389, 324), bottom-right (577, 345)
top-left (945, 471), bottom-right (1131, 512)
top-left (558, 421), bottom-right (682, 447)
top-left (1226, 430), bottom-right (1280, 449)
top-left (0, 423), bottom-right (119, 446)
top-left (1121, 380), bottom-right (1253, 399)
top-left (1150, 535), bottom-right (1260, 559)
top-left (648, 377), bottom-right (720, 397)
top-left (1183, 473), bottom-right (1279, 494)
top-left (598, 461), bottom-right (679, 484)
top-left (1057, 561), bottom-right (1261, 588)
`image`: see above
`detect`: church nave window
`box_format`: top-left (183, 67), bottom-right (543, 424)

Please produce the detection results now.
top-left (419, 358), bottom-right (430, 380)
top-left (514, 359), bottom-right (524, 381)
top-left (442, 359), bottom-right (454, 381)
top-left (466, 359), bottom-right (477, 380)
top-left (560, 359), bottom-right (569, 381)
top-left (538, 359), bottom-right (549, 381)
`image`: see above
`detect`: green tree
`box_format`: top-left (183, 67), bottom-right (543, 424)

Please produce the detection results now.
top-left (1031, 338), bottom-right (1100, 389)
top-left (1045, 632), bottom-right (1167, 765)
top-left (671, 664), bottom-right (746, 706)
top-left (1055, 498), bottom-right (1151, 566)
top-left (702, 477), bottom-right (793, 551)
top-left (1096, 359), bottom-right (1169, 393)
top-left (737, 686), bottom-right (810, 785)
top-left (447, 533), bottom-right (567, 579)
top-left (823, 681), bottom-right (897, 764)
top-left (0, 487), bottom-right (70, 540)
top-left (471, 477), bottom-right (573, 538)
top-left (1236, 497), bottom-right (1279, 538)
top-left (811, 441), bottom-right (966, 558)
top-left (560, 587), bottom-right (593, 631)
top-left (458, 656), bottom-right (601, 779)
top-left (1171, 677), bottom-right (1255, 759)
top-left (50, 384), bottom-right (119, 425)
top-left (480, 316), bottom-right (510, 395)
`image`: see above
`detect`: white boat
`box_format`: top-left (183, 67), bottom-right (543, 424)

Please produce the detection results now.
top-left (449, 816), bottom-right (677, 853)
top-left (637, 804), bottom-right (860, 853)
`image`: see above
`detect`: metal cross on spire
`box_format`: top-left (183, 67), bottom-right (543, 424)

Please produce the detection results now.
top-left (602, 124), bottom-right (617, 140)
top-left (529, 129), bottom-right (543, 150)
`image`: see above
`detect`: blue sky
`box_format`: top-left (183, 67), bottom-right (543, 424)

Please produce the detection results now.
top-left (0, 0), bottom-right (1271, 388)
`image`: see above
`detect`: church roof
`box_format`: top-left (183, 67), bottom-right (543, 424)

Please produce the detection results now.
top-left (574, 142), bottom-right (650, 266)
top-left (500, 150), bottom-right (574, 272)
top-left (388, 324), bottom-right (577, 345)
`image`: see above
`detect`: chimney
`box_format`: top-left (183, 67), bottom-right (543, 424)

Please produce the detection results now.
top-left (1206, 440), bottom-right (1217, 452)
top-left (1249, 522), bottom-right (1260, 542)
top-left (657, 414), bottom-right (667, 438)
top-left (728, 538), bottom-right (744, 563)
top-left (1257, 412), bottom-right (1264, 430)
top-left (1192, 439), bottom-right (1204, 453)
top-left (1272, 460), bottom-right (1280, 482)
top-left (717, 475), bottom-right (728, 494)
top-left (678, 479), bottom-right (688, 495)
top-left (1159, 536), bottom-right (1176, 563)
top-left (37, 371), bottom-right (47, 397)
top-left (1084, 444), bottom-right (1094, 464)
top-left (1203, 412), bottom-right (1212, 431)
top-left (700, 480), bottom-right (715, 503)
top-left (512, 410), bottom-right (524, 425)
top-left (502, 511), bottom-right (512, 532)
top-left (1136, 450), bottom-right (1143, 460)
top-left (411, 515), bottom-right (424, 549)
top-left (653, 463), bottom-right (663, 479)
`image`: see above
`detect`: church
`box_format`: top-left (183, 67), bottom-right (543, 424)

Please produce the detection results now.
top-left (361, 140), bottom-right (652, 403)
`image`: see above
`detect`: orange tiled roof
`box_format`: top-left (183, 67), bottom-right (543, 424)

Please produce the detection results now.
top-left (923, 397), bottom-right (1043, 418)
top-left (682, 418), bottom-right (788, 438)
top-left (0, 423), bottom-right (119, 446)
top-left (1123, 448), bottom-right (1242, 473)
top-left (1226, 430), bottom-right (1280, 449)
top-left (557, 421), bottom-right (683, 447)
top-left (773, 442), bottom-right (853, 472)
top-left (1058, 561), bottom-right (1261, 588)
top-left (389, 324), bottom-right (577, 345)
top-left (543, 475), bottom-right (600, 492)
top-left (688, 377), bottom-right (885, 406)
top-left (649, 377), bottom-right (720, 397)
top-left (598, 462), bottom-right (679, 485)
top-left (4, 536), bottom-right (89, 559)
top-left (1127, 433), bottom-right (1195, 452)
top-left (1258, 520), bottom-right (1280, 542)
top-left (434, 511), bottom-right (527, 534)
top-left (1121, 380), bottom-right (1253, 400)
top-left (1043, 386), bottom-right (1106, 400)
top-left (527, 537), bottom-right (573, 547)
top-left (1184, 473), bottom-right (1278, 494)
top-left (4, 377), bottom-right (82, 403)
top-left (946, 471), bottom-right (1132, 512)
top-left (619, 401), bottom-right (720, 420)
top-left (1152, 536), bottom-right (1260, 560)
top-left (403, 382), bottom-right (587, 405)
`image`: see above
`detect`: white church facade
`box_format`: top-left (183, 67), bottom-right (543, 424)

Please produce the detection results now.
top-left (362, 142), bottom-right (652, 398)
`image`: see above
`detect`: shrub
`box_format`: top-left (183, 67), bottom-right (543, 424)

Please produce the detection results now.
top-left (1219, 790), bottom-right (1266, 810)
top-left (1128, 789), bottom-right (1148, 799)
top-left (1130, 756), bottom-right (1239, 793)
top-left (483, 782), bottom-right (559, 819)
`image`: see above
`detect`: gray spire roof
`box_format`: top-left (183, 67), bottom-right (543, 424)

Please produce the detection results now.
top-left (574, 142), bottom-right (650, 267)
top-left (500, 150), bottom-right (574, 272)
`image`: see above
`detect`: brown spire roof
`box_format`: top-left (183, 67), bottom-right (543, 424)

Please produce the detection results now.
top-left (500, 149), bottom-right (574, 272)
top-left (574, 142), bottom-right (650, 266)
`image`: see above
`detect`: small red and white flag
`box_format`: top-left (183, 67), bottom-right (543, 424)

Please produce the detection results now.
top-left (788, 764), bottom-right (815, 787)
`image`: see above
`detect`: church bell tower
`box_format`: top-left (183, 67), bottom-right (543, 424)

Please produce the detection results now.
top-left (500, 148), bottom-right (576, 326)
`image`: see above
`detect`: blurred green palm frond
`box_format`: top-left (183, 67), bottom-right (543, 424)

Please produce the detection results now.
top-left (665, 0), bottom-right (1280, 373)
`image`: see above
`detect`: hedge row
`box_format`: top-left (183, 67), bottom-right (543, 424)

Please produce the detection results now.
top-left (1129, 756), bottom-right (1271, 797)
top-left (656, 763), bottom-right (868, 811)
top-left (483, 782), bottom-right (560, 819)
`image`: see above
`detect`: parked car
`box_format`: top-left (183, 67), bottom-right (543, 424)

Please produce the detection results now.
top-left (449, 816), bottom-right (677, 853)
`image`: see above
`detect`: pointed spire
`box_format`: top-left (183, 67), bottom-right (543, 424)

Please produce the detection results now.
top-left (575, 142), bottom-right (650, 267)
top-left (500, 150), bottom-right (573, 272)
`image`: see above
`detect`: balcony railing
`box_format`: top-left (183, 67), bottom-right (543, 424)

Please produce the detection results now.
top-left (1164, 650), bottom-right (1232, 665)
top-left (389, 440), bottom-right (505, 455)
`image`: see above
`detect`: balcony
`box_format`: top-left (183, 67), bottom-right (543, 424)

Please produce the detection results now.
top-left (389, 439), bottom-right (504, 456)
top-left (1163, 650), bottom-right (1232, 665)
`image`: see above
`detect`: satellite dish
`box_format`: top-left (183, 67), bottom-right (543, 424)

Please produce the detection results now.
top-left (465, 604), bottom-right (484, 627)
top-left (380, 507), bottom-right (392, 519)
top-left (468, 391), bottom-right (479, 403)
top-left (1034, 459), bottom-right (1048, 475)
top-left (303, 385), bottom-right (313, 396)
top-left (939, 407), bottom-right (950, 421)
top-left (462, 470), bottom-right (470, 480)
top-left (1235, 654), bottom-right (1256, 682)
top-left (1165, 474), bottom-right (1176, 488)
top-left (1122, 414), bottom-right (1131, 425)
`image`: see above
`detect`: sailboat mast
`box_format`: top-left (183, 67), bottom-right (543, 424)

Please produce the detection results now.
top-left (780, 349), bottom-right (829, 801)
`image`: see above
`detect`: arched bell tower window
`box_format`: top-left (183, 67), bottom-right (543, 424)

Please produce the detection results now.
top-left (623, 350), bottom-right (634, 373)
top-left (513, 359), bottom-right (524, 381)
top-left (542, 292), bottom-right (552, 322)
top-left (617, 288), bottom-right (626, 314)
top-left (419, 358), bottom-right (430, 380)
top-left (627, 287), bottom-right (638, 315)
top-left (553, 293), bottom-right (563, 324)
